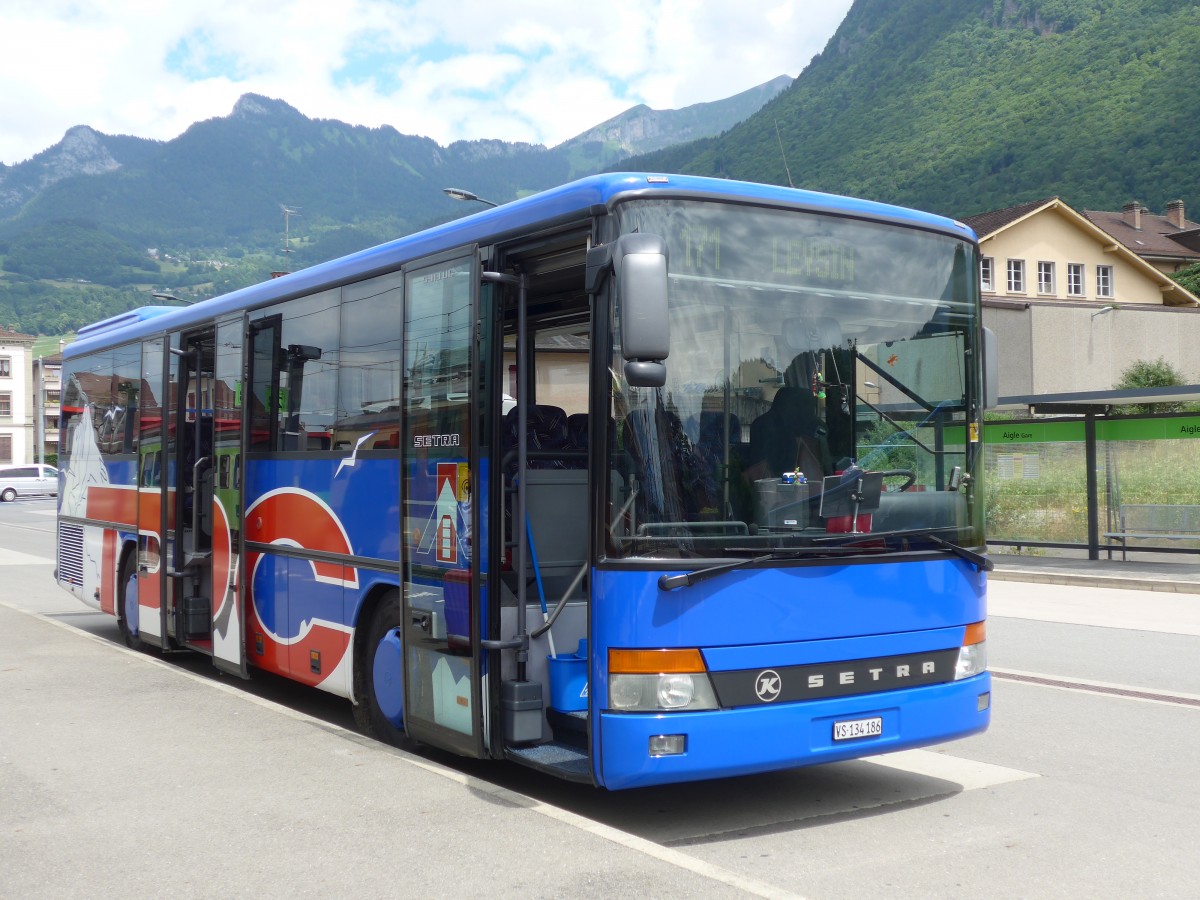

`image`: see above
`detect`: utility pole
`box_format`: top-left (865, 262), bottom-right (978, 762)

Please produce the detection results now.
top-left (281, 205), bottom-right (301, 267)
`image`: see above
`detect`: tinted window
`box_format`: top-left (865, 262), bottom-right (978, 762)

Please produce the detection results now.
top-left (249, 290), bottom-right (340, 452)
top-left (336, 272), bottom-right (402, 451)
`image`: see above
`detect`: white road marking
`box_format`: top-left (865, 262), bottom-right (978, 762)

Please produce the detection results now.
top-left (864, 747), bottom-right (1038, 789)
top-left (994, 667), bottom-right (1200, 708)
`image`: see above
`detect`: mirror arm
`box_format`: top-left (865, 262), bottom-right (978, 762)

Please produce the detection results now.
top-left (585, 244), bottom-right (613, 294)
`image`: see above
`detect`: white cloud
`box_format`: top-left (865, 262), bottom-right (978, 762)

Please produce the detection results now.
top-left (0, 0), bottom-right (853, 165)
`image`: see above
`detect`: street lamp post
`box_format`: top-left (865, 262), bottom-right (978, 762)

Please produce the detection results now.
top-left (443, 187), bottom-right (499, 208)
top-left (34, 355), bottom-right (44, 466)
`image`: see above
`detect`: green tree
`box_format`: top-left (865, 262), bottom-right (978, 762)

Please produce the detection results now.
top-left (1170, 262), bottom-right (1200, 296)
top-left (1113, 357), bottom-right (1192, 414)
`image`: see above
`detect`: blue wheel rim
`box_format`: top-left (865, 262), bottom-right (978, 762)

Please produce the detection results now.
top-left (372, 627), bottom-right (404, 726)
top-left (124, 570), bottom-right (139, 637)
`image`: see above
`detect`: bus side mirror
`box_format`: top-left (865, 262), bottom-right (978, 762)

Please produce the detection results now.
top-left (982, 326), bottom-right (999, 409)
top-left (613, 234), bottom-right (669, 387)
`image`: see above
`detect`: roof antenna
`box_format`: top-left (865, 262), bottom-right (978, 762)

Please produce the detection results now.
top-left (775, 119), bottom-right (795, 189)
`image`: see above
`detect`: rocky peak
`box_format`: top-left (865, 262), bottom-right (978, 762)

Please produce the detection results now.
top-left (0, 125), bottom-right (121, 214)
top-left (49, 126), bottom-right (121, 178)
top-left (232, 94), bottom-right (301, 120)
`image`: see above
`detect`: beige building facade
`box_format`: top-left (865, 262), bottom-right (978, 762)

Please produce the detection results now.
top-left (0, 328), bottom-right (37, 465)
top-left (963, 198), bottom-right (1200, 401)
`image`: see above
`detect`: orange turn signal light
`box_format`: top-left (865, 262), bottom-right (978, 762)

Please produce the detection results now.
top-left (608, 648), bottom-right (706, 674)
top-left (963, 621), bottom-right (987, 646)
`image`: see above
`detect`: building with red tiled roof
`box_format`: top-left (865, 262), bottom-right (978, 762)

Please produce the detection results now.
top-left (960, 197), bottom-right (1200, 402)
top-left (1082, 201), bottom-right (1200, 276)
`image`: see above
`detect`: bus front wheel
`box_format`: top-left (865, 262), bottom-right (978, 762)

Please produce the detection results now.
top-left (117, 551), bottom-right (145, 652)
top-left (353, 590), bottom-right (408, 746)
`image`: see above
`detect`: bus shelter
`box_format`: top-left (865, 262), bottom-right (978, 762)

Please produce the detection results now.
top-left (986, 386), bottom-right (1200, 560)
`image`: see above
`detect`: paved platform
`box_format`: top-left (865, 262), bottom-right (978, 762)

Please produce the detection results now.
top-left (989, 551), bottom-right (1200, 595)
top-left (0, 602), bottom-right (768, 899)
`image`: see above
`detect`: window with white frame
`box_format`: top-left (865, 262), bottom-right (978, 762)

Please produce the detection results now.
top-left (1096, 265), bottom-right (1114, 299)
top-left (0, 357), bottom-right (10, 378)
top-left (980, 257), bottom-right (995, 292)
top-left (0, 392), bottom-right (11, 417)
top-left (1067, 263), bottom-right (1085, 297)
top-left (0, 433), bottom-right (11, 463)
top-left (1037, 261), bottom-right (1055, 295)
top-left (1006, 259), bottom-right (1026, 293)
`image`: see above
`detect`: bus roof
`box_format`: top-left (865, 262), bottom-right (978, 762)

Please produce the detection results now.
top-left (65, 172), bottom-right (975, 359)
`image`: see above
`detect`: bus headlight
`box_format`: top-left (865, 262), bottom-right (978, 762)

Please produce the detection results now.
top-left (954, 621), bottom-right (987, 680)
top-left (657, 673), bottom-right (696, 708)
top-left (609, 673), bottom-right (718, 711)
top-left (607, 648), bottom-right (719, 712)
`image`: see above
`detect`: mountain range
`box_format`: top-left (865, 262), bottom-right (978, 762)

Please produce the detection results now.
top-left (0, 77), bottom-right (789, 334)
top-left (0, 76), bottom-right (791, 246)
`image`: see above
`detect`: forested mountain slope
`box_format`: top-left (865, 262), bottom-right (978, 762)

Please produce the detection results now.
top-left (623, 0), bottom-right (1199, 218)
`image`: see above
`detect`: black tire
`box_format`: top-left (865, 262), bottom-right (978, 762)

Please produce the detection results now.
top-left (117, 550), bottom-right (146, 652)
top-left (0, 488), bottom-right (15, 502)
top-left (352, 590), bottom-right (409, 746)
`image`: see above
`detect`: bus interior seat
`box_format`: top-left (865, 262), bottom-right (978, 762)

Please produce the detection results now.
top-left (502, 405), bottom-right (569, 472)
top-left (693, 411), bottom-right (742, 458)
top-left (565, 413), bottom-right (588, 468)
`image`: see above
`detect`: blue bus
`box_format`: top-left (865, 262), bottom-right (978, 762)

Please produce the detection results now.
top-left (56, 173), bottom-right (994, 789)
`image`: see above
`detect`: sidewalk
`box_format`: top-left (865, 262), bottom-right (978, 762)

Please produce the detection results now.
top-left (0, 602), bottom-right (764, 900)
top-left (989, 551), bottom-right (1200, 595)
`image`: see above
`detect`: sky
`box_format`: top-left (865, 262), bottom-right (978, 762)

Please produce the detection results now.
top-left (0, 0), bottom-right (855, 167)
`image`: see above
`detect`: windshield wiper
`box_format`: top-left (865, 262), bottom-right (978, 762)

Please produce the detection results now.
top-left (814, 526), bottom-right (993, 573)
top-left (656, 549), bottom-right (841, 591)
top-left (924, 533), bottom-right (994, 572)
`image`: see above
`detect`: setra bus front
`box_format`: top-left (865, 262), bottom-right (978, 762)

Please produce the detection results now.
top-left (589, 194), bottom-right (992, 789)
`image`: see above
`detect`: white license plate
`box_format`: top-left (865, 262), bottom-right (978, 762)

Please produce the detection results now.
top-left (833, 716), bottom-right (883, 741)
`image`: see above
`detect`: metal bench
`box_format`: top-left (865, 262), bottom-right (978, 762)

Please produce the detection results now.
top-left (1104, 503), bottom-right (1200, 559)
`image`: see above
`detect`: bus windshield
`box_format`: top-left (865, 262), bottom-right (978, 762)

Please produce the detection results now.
top-left (608, 198), bottom-right (983, 561)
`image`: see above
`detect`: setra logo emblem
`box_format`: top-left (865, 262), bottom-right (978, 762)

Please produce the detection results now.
top-left (755, 669), bottom-right (782, 702)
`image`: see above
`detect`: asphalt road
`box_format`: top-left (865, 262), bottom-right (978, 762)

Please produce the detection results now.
top-left (2, 497), bottom-right (1198, 899)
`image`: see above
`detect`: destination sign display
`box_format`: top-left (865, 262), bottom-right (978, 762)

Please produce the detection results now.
top-left (618, 198), bottom-right (969, 300)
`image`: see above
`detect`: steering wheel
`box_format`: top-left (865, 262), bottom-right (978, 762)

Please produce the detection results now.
top-left (874, 469), bottom-right (917, 492)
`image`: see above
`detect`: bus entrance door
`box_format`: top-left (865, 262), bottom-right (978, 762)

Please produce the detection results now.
top-left (166, 329), bottom-right (218, 656)
top-left (399, 251), bottom-right (485, 756)
top-left (210, 318), bottom-right (247, 677)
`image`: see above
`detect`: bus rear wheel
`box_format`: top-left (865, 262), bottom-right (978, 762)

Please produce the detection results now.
top-left (117, 551), bottom-right (145, 652)
top-left (353, 590), bottom-right (408, 746)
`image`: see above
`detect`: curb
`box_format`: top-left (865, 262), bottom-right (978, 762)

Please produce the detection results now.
top-left (989, 569), bottom-right (1200, 595)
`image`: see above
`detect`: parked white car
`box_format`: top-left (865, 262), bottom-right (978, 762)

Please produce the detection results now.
top-left (0, 464), bottom-right (59, 502)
